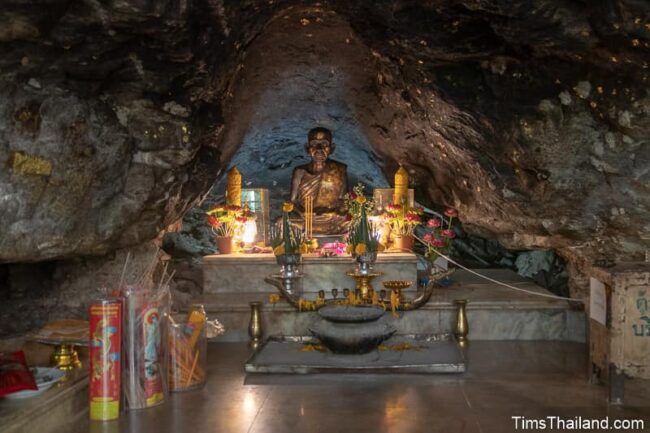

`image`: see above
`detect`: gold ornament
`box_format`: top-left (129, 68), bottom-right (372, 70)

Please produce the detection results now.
top-left (226, 167), bottom-right (242, 206)
top-left (393, 165), bottom-right (409, 205)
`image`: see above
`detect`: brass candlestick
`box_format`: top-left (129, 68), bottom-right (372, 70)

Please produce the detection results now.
top-left (453, 299), bottom-right (469, 344)
top-left (51, 344), bottom-right (82, 371)
top-left (248, 302), bottom-right (263, 350)
top-left (346, 271), bottom-right (382, 301)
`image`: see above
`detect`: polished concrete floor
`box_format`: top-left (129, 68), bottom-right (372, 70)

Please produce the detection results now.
top-left (63, 342), bottom-right (649, 433)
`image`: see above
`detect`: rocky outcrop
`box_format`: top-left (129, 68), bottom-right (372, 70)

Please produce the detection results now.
top-left (0, 0), bottom-right (647, 309)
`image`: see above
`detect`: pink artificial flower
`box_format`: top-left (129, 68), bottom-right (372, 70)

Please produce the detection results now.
top-left (405, 212), bottom-right (421, 223)
top-left (207, 215), bottom-right (219, 227)
top-left (349, 192), bottom-right (357, 200)
top-left (441, 229), bottom-right (456, 239)
top-left (345, 213), bottom-right (353, 222)
top-left (422, 233), bottom-right (434, 243)
top-left (444, 208), bottom-right (458, 218)
top-left (427, 218), bottom-right (441, 228)
top-left (387, 203), bottom-right (401, 211)
top-left (432, 238), bottom-right (445, 247)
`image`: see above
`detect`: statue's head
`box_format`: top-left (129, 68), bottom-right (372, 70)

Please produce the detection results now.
top-left (305, 127), bottom-right (335, 163)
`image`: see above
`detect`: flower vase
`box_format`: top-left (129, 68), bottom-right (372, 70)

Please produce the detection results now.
top-left (216, 236), bottom-right (233, 254)
top-left (393, 234), bottom-right (414, 252)
top-left (277, 253), bottom-right (301, 278)
top-left (248, 301), bottom-right (263, 349)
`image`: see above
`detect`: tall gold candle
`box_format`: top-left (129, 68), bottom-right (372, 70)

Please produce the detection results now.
top-left (304, 195), bottom-right (308, 238)
top-left (393, 165), bottom-right (409, 205)
top-left (304, 195), bottom-right (313, 239)
top-left (226, 167), bottom-right (242, 206)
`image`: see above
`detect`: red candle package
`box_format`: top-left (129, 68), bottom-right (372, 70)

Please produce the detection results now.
top-left (0, 350), bottom-right (38, 397)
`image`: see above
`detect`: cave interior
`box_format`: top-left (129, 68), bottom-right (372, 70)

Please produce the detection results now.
top-left (0, 1), bottom-right (649, 428)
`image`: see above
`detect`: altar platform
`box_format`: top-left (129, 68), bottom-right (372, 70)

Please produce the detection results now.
top-left (197, 257), bottom-right (586, 343)
top-left (203, 252), bottom-right (417, 295)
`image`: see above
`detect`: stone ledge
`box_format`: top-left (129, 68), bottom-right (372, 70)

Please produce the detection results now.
top-left (0, 369), bottom-right (88, 433)
top-left (202, 252), bottom-right (417, 264)
top-left (195, 292), bottom-right (574, 313)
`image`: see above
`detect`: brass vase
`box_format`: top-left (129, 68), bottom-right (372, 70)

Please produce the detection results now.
top-left (216, 236), bottom-right (233, 254)
top-left (392, 234), bottom-right (414, 252)
top-left (248, 301), bottom-right (263, 349)
top-left (453, 299), bottom-right (468, 344)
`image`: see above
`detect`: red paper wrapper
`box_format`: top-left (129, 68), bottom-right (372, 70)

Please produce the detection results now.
top-left (89, 299), bottom-right (122, 421)
top-left (0, 350), bottom-right (38, 397)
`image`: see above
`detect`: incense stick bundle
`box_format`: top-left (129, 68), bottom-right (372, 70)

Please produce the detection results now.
top-left (122, 250), bottom-right (172, 410)
top-left (168, 313), bottom-right (207, 392)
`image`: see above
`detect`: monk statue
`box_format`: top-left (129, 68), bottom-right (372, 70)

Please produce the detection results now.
top-left (289, 127), bottom-right (349, 235)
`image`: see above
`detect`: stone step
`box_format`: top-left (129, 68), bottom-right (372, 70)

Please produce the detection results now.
top-left (203, 252), bottom-right (419, 294)
top-left (0, 370), bottom-right (88, 433)
top-left (192, 269), bottom-right (587, 343)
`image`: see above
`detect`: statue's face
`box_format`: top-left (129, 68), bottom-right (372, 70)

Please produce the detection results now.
top-left (307, 139), bottom-right (332, 163)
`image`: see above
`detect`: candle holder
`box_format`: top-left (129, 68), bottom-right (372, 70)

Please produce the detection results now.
top-left (382, 280), bottom-right (412, 303)
top-left (51, 344), bottom-right (82, 371)
top-left (346, 270), bottom-right (382, 302)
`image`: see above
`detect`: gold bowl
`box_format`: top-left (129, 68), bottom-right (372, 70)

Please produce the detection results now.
top-left (382, 280), bottom-right (412, 291)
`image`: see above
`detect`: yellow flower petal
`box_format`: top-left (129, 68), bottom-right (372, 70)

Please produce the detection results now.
top-left (282, 202), bottom-right (294, 213)
top-left (273, 245), bottom-right (285, 256)
top-left (355, 243), bottom-right (367, 255)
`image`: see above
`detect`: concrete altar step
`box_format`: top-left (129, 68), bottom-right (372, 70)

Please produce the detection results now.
top-left (193, 269), bottom-right (587, 343)
top-left (202, 252), bottom-right (419, 295)
top-left (0, 365), bottom-right (88, 433)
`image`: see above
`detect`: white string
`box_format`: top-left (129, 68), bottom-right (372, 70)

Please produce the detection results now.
top-left (417, 236), bottom-right (585, 303)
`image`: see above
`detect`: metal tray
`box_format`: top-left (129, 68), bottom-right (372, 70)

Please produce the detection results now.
top-left (245, 333), bottom-right (465, 374)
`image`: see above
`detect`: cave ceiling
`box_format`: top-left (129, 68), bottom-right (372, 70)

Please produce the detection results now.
top-left (0, 0), bottom-right (648, 269)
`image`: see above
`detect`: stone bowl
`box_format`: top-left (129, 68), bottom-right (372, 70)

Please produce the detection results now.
top-left (309, 319), bottom-right (396, 354)
top-left (318, 305), bottom-right (385, 323)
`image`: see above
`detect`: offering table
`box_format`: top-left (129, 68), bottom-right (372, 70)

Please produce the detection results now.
top-left (202, 252), bottom-right (418, 297)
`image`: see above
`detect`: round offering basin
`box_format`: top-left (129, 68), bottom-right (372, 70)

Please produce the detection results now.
top-left (309, 319), bottom-right (396, 354)
top-left (318, 305), bottom-right (385, 323)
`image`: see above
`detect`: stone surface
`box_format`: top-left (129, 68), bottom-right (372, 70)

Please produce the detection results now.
top-left (202, 252), bottom-right (418, 295)
top-left (246, 334), bottom-right (463, 373)
top-left (51, 342), bottom-right (650, 433)
top-left (0, 241), bottom-right (166, 336)
top-left (196, 269), bottom-right (586, 342)
top-left (318, 304), bottom-right (384, 322)
top-left (0, 367), bottom-right (87, 433)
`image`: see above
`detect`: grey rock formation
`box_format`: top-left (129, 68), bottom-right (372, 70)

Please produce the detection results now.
top-left (0, 0), bottom-right (648, 334)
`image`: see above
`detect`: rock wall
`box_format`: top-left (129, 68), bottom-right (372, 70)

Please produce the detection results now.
top-left (0, 0), bottom-right (648, 334)
top-left (0, 241), bottom-right (166, 336)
